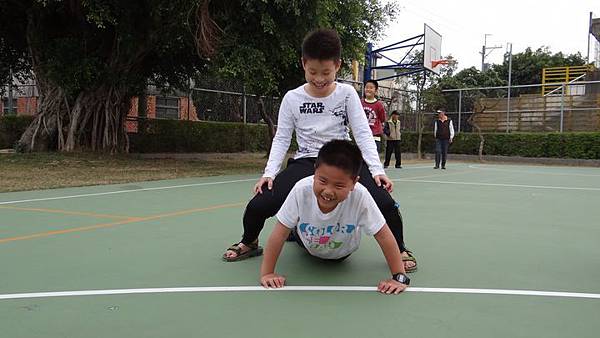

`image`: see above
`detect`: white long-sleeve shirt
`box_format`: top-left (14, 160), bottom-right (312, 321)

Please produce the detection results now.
top-left (263, 82), bottom-right (384, 178)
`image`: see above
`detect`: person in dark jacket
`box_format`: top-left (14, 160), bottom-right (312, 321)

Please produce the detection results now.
top-left (433, 110), bottom-right (454, 169)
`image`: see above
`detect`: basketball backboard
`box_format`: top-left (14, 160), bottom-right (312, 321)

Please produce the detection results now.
top-left (423, 24), bottom-right (442, 74)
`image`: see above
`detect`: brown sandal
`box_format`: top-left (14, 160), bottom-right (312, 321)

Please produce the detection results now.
top-left (402, 250), bottom-right (418, 273)
top-left (222, 242), bottom-right (263, 262)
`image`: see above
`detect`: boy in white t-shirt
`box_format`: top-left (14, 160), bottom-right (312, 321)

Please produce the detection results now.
top-left (260, 140), bottom-right (410, 294)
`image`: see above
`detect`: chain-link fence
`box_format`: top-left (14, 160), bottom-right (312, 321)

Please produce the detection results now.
top-left (336, 78), bottom-right (422, 132)
top-left (191, 78), bottom-right (281, 124)
top-left (441, 80), bottom-right (600, 133)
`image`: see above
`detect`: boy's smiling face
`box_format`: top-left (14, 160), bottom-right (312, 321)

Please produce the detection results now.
top-left (302, 58), bottom-right (341, 97)
top-left (364, 82), bottom-right (377, 100)
top-left (313, 163), bottom-right (358, 213)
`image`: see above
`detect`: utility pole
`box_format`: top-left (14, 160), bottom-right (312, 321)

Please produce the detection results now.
top-left (506, 42), bottom-right (513, 133)
top-left (480, 34), bottom-right (503, 71)
top-left (587, 12), bottom-right (593, 64)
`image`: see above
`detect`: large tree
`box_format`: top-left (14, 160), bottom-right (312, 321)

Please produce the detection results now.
top-left (1, 0), bottom-right (217, 152)
top-left (491, 46), bottom-right (587, 87)
top-left (206, 0), bottom-right (398, 95)
top-left (2, 0), bottom-right (396, 153)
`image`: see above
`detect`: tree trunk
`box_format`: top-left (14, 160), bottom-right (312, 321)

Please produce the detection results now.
top-left (257, 96), bottom-right (276, 157)
top-left (18, 82), bottom-right (132, 153)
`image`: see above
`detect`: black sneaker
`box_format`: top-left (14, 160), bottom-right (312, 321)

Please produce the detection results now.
top-left (433, 166), bottom-right (439, 169)
top-left (441, 166), bottom-right (446, 170)
top-left (395, 165), bottom-right (402, 169)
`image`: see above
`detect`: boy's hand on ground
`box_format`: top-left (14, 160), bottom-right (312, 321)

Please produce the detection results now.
top-left (254, 177), bottom-right (274, 194)
top-left (260, 273), bottom-right (286, 288)
top-left (374, 175), bottom-right (394, 193)
top-left (377, 279), bottom-right (407, 295)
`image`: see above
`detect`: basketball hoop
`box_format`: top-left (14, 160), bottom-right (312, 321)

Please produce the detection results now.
top-left (431, 59), bottom-right (450, 68)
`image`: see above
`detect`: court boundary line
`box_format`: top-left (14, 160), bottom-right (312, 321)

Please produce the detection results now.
top-left (468, 164), bottom-right (600, 177)
top-left (394, 178), bottom-right (600, 191)
top-left (0, 178), bottom-right (257, 205)
top-left (1, 286), bottom-right (598, 301)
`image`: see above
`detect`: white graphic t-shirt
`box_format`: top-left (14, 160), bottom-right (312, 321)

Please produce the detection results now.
top-left (276, 176), bottom-right (386, 260)
top-left (263, 83), bottom-right (384, 178)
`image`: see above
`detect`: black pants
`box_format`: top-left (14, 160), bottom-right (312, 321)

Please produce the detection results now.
top-left (435, 139), bottom-right (450, 168)
top-left (241, 157), bottom-right (407, 252)
top-left (384, 140), bottom-right (401, 167)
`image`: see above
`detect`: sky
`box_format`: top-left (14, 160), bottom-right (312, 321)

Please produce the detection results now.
top-left (376, 0), bottom-right (600, 71)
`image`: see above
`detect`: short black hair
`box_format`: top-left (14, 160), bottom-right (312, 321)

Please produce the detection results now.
top-left (302, 29), bottom-right (342, 61)
top-left (390, 110), bottom-right (400, 116)
top-left (365, 79), bottom-right (379, 90)
top-left (315, 140), bottom-right (363, 178)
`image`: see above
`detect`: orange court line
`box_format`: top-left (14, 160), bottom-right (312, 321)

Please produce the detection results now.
top-left (0, 202), bottom-right (245, 244)
top-left (0, 206), bottom-right (137, 220)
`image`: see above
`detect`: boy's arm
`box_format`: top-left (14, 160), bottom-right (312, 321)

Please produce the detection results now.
top-left (378, 102), bottom-right (386, 129)
top-left (373, 225), bottom-right (408, 294)
top-left (373, 225), bottom-right (405, 275)
top-left (260, 221), bottom-right (292, 288)
top-left (263, 95), bottom-right (295, 178)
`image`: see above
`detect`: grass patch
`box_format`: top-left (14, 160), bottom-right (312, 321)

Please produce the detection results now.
top-left (0, 152), bottom-right (268, 192)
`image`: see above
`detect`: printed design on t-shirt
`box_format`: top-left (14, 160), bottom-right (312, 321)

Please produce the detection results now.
top-left (298, 222), bottom-right (356, 250)
top-left (363, 106), bottom-right (377, 127)
top-left (330, 99), bottom-right (348, 127)
top-left (299, 102), bottom-right (325, 114)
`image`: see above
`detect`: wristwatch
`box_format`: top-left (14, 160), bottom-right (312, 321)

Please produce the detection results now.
top-left (392, 273), bottom-right (410, 285)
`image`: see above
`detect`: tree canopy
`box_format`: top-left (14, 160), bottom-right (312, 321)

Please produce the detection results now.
top-left (0, 0), bottom-right (396, 152)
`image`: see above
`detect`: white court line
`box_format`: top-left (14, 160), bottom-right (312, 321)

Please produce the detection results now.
top-left (1, 286), bottom-right (599, 301)
top-left (387, 165), bottom-right (434, 170)
top-left (394, 178), bottom-right (600, 191)
top-left (468, 164), bottom-right (600, 177)
top-left (0, 178), bottom-right (257, 205)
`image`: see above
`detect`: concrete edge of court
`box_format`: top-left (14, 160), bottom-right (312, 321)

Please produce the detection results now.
top-left (133, 152), bottom-right (600, 167)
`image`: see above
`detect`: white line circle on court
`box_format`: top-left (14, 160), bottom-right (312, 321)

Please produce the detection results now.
top-left (1, 286), bottom-right (599, 301)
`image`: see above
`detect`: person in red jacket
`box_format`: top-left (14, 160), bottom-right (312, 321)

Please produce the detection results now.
top-left (361, 80), bottom-right (386, 153)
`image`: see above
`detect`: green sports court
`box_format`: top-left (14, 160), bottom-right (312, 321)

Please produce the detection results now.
top-left (1, 162), bottom-right (599, 337)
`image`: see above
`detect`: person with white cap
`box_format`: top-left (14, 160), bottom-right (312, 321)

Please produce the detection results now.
top-left (433, 109), bottom-right (454, 169)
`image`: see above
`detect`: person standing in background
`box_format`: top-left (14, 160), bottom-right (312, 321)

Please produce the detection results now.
top-left (433, 109), bottom-right (454, 169)
top-left (383, 111), bottom-right (402, 169)
top-left (361, 80), bottom-right (386, 153)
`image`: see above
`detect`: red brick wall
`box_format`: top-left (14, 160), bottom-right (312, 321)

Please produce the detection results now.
top-left (17, 97), bottom-right (37, 116)
top-left (125, 95), bottom-right (196, 132)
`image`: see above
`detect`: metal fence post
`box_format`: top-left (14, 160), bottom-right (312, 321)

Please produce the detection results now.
top-left (506, 42), bottom-right (512, 133)
top-left (560, 83), bottom-right (565, 132)
top-left (242, 84), bottom-right (247, 124)
top-left (458, 90), bottom-right (462, 133)
top-left (8, 68), bottom-right (14, 114)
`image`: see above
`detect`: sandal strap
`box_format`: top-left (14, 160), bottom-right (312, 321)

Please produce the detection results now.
top-left (228, 241), bottom-right (259, 252)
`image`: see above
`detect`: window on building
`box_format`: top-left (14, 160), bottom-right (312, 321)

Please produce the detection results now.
top-left (2, 97), bottom-right (17, 115)
top-left (155, 96), bottom-right (179, 119)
